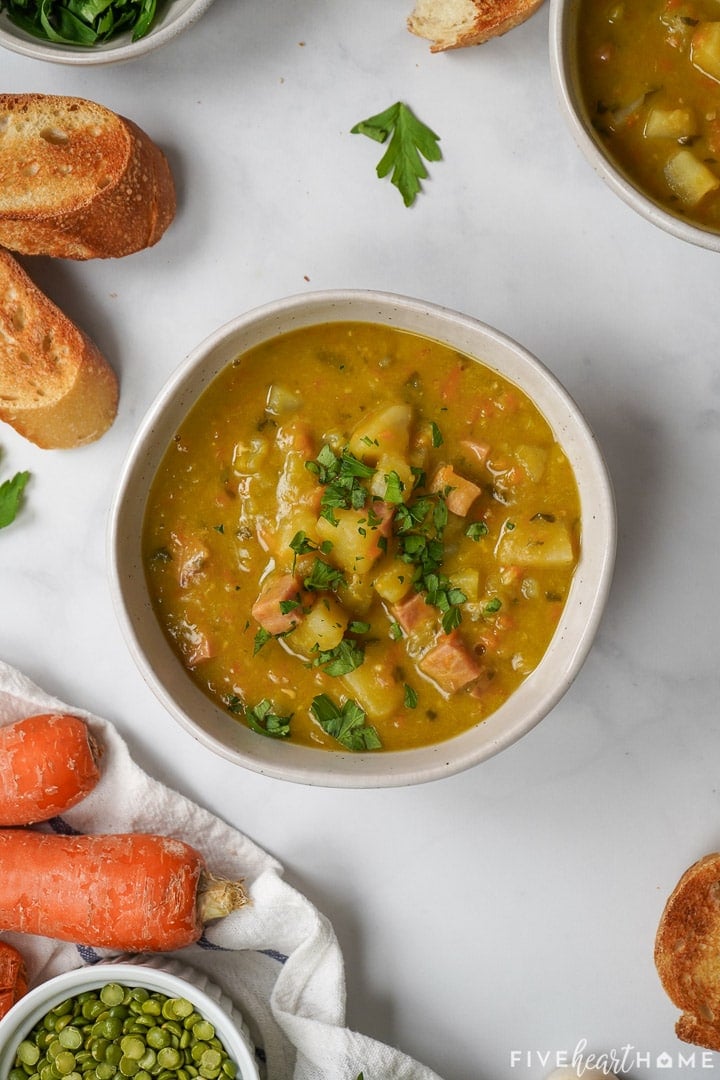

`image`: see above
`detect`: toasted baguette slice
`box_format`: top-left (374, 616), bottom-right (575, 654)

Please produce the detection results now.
top-left (0, 94), bottom-right (176, 260)
top-left (407, 0), bottom-right (545, 51)
top-left (0, 248), bottom-right (118, 448)
top-left (655, 853), bottom-right (720, 1051)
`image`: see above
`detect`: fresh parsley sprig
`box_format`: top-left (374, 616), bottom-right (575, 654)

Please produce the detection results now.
top-left (0, 466), bottom-right (30, 530)
top-left (351, 101), bottom-right (442, 207)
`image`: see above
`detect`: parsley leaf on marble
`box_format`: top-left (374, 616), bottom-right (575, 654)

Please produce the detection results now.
top-left (351, 101), bottom-right (442, 207)
top-left (0, 468), bottom-right (30, 530)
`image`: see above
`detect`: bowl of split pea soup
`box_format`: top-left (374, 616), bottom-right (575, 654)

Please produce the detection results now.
top-left (550, 0), bottom-right (720, 250)
top-left (108, 290), bottom-right (616, 788)
top-left (0, 960), bottom-right (259, 1080)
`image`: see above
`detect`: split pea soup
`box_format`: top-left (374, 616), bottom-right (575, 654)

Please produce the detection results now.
top-left (577, 0), bottom-right (720, 231)
top-left (142, 322), bottom-right (580, 754)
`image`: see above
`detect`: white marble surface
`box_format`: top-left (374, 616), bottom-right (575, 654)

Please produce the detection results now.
top-left (1, 2), bottom-right (719, 1078)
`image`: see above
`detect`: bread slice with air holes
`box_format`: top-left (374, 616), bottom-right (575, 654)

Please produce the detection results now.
top-left (0, 247), bottom-right (118, 448)
top-left (655, 853), bottom-right (720, 1051)
top-left (0, 93), bottom-right (176, 260)
top-left (407, 0), bottom-right (545, 51)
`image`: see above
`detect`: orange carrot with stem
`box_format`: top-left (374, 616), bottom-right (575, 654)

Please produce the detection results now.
top-left (0, 940), bottom-right (27, 1019)
top-left (0, 713), bottom-right (101, 825)
top-left (0, 830), bottom-right (248, 952)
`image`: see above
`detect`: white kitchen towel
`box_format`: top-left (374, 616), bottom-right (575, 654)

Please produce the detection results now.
top-left (0, 660), bottom-right (443, 1080)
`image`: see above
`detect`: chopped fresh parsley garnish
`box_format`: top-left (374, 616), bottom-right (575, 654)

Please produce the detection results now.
top-left (351, 101), bottom-right (442, 207)
top-left (279, 597), bottom-right (303, 615)
top-left (309, 638), bottom-right (365, 677)
top-left (253, 627), bottom-right (272, 655)
top-left (466, 521), bottom-right (489, 541)
top-left (389, 620), bottom-right (403, 641)
top-left (310, 694), bottom-right (382, 751)
top-left (0, 468), bottom-right (29, 530)
top-left (348, 620), bottom-right (371, 635)
top-left (244, 699), bottom-right (292, 739)
top-left (382, 469), bottom-right (405, 504)
top-left (484, 597), bottom-right (502, 615)
top-left (303, 557), bottom-right (345, 593)
top-left (306, 444), bottom-right (374, 523)
top-left (430, 421), bottom-right (444, 448)
top-left (224, 696), bottom-right (292, 738)
top-left (403, 684), bottom-right (418, 709)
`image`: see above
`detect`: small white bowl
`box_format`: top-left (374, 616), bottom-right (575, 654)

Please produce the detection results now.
top-left (0, 0), bottom-right (216, 65)
top-left (549, 0), bottom-right (720, 252)
top-left (108, 289), bottom-right (616, 788)
top-left (0, 958), bottom-right (259, 1080)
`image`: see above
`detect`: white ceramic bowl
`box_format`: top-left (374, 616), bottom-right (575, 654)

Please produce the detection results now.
top-left (108, 289), bottom-right (616, 788)
top-left (0, 958), bottom-right (259, 1080)
top-left (549, 0), bottom-right (720, 252)
top-left (0, 0), bottom-right (215, 65)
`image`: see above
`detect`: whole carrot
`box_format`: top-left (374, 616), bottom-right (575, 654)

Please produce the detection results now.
top-left (0, 714), bottom-right (101, 825)
top-left (0, 940), bottom-right (27, 1019)
top-left (0, 831), bottom-right (248, 952)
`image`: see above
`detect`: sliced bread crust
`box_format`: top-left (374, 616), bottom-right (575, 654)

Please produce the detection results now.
top-left (0, 94), bottom-right (176, 260)
top-left (0, 248), bottom-right (118, 448)
top-left (407, 0), bottom-right (545, 51)
top-left (655, 853), bottom-right (720, 1050)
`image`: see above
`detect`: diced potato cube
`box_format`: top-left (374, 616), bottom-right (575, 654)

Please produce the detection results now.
top-left (341, 643), bottom-right (405, 721)
top-left (348, 403), bottom-right (413, 463)
top-left (272, 506), bottom-right (321, 568)
top-left (692, 22), bottom-right (720, 83)
top-left (514, 444), bottom-right (548, 483)
top-left (266, 383), bottom-right (302, 415)
top-left (664, 149), bottom-right (720, 205)
top-left (372, 558), bottom-right (413, 605)
top-left (289, 596), bottom-right (348, 655)
top-left (316, 505), bottom-right (392, 575)
top-left (644, 107), bottom-right (698, 140)
top-left (496, 519), bottom-right (575, 567)
top-left (449, 568), bottom-right (480, 604)
top-left (340, 573), bottom-right (375, 615)
top-left (232, 437), bottom-right (269, 475)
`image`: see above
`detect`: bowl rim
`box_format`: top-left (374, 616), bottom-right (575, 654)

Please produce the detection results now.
top-left (548, 0), bottom-right (720, 253)
top-left (0, 0), bottom-right (215, 65)
top-left (107, 288), bottom-right (617, 788)
top-left (0, 960), bottom-right (259, 1080)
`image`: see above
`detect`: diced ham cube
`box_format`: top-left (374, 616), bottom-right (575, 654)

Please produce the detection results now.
top-left (430, 464), bottom-right (481, 517)
top-left (419, 633), bottom-right (482, 695)
top-left (390, 590), bottom-right (433, 634)
top-left (252, 573), bottom-right (306, 635)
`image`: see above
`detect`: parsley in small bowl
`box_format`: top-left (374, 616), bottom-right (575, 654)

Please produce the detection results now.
top-left (0, 0), bottom-right (216, 63)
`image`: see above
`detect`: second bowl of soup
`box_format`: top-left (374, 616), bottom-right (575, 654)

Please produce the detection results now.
top-left (109, 290), bottom-right (615, 787)
top-left (550, 0), bottom-right (720, 250)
